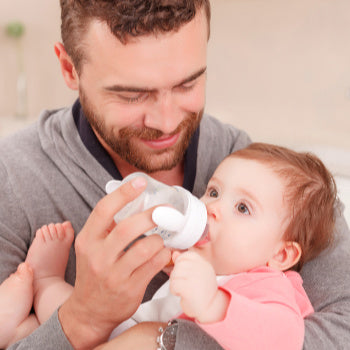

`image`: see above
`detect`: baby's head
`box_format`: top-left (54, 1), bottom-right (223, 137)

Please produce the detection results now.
top-left (232, 143), bottom-right (337, 271)
top-left (195, 142), bottom-right (337, 275)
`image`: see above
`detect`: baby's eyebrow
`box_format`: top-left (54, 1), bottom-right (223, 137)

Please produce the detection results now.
top-left (237, 188), bottom-right (262, 210)
top-left (207, 176), bottom-right (221, 187)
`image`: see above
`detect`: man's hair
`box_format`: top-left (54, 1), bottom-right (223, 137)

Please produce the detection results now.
top-left (60, 0), bottom-right (211, 74)
top-left (231, 142), bottom-right (337, 271)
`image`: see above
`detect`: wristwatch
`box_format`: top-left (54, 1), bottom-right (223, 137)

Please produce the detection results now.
top-left (157, 320), bottom-right (178, 350)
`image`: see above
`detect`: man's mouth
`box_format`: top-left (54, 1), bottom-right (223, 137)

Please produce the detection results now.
top-left (141, 133), bottom-right (180, 150)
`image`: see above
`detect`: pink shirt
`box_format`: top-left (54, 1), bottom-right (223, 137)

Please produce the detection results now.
top-left (181, 267), bottom-right (313, 350)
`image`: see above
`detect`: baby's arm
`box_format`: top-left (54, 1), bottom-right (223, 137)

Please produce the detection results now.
top-left (171, 253), bottom-right (306, 350)
top-left (170, 251), bottom-right (230, 323)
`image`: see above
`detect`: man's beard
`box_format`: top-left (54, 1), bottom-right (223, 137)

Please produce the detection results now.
top-left (80, 89), bottom-right (203, 173)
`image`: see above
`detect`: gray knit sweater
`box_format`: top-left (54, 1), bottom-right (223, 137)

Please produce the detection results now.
top-left (1, 107), bottom-right (350, 349)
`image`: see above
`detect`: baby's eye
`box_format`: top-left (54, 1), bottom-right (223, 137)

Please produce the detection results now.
top-left (236, 202), bottom-right (250, 215)
top-left (208, 188), bottom-right (219, 198)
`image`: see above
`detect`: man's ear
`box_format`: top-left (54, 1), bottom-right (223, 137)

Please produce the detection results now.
top-left (267, 241), bottom-right (302, 271)
top-left (54, 42), bottom-right (79, 90)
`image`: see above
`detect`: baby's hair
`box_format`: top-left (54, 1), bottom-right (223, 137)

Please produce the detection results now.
top-left (230, 142), bottom-right (337, 271)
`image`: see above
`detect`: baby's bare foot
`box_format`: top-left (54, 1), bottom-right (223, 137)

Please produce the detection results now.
top-left (26, 222), bottom-right (74, 280)
top-left (26, 222), bottom-right (75, 324)
top-left (0, 263), bottom-right (34, 348)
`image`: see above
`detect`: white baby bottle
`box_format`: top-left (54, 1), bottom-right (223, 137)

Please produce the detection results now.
top-left (105, 172), bottom-right (208, 249)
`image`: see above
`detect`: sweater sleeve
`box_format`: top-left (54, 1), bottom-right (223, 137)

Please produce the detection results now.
top-left (0, 160), bottom-right (31, 282)
top-left (302, 202), bottom-right (350, 350)
top-left (195, 274), bottom-right (305, 350)
top-left (7, 311), bottom-right (73, 350)
top-left (0, 163), bottom-right (73, 349)
top-left (174, 319), bottom-right (224, 350)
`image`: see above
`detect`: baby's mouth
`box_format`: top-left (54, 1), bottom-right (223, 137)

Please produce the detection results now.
top-left (194, 225), bottom-right (210, 247)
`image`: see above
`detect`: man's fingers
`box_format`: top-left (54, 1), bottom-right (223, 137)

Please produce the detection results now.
top-left (102, 235), bottom-right (171, 304)
top-left (83, 177), bottom-right (147, 239)
top-left (105, 206), bottom-right (156, 254)
top-left (114, 233), bottom-right (167, 277)
top-left (130, 243), bottom-right (171, 287)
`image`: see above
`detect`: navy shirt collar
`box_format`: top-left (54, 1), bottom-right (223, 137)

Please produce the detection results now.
top-left (72, 99), bottom-right (198, 191)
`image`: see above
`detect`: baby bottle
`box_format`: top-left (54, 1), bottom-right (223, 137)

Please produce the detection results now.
top-left (105, 172), bottom-right (208, 249)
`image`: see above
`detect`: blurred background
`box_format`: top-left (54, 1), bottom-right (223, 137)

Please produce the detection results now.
top-left (0, 1), bottom-right (349, 220)
top-left (1, 1), bottom-right (349, 145)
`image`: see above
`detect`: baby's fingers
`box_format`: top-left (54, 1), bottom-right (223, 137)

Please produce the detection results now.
top-left (172, 250), bottom-right (182, 263)
top-left (169, 275), bottom-right (186, 297)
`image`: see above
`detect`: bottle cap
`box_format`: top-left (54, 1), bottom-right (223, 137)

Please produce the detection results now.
top-left (105, 179), bottom-right (122, 194)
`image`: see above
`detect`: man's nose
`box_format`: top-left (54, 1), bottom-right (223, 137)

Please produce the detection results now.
top-left (144, 91), bottom-right (183, 134)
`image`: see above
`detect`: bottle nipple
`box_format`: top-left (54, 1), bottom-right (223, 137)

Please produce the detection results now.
top-left (194, 224), bottom-right (209, 247)
top-left (151, 206), bottom-right (186, 232)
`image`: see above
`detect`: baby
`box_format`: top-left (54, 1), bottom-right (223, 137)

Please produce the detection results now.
top-left (168, 142), bottom-right (336, 349)
top-left (0, 142), bottom-right (337, 350)
top-left (98, 142), bottom-right (337, 350)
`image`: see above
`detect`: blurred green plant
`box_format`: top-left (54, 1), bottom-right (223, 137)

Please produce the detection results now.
top-left (5, 21), bottom-right (25, 38)
top-left (5, 21), bottom-right (27, 117)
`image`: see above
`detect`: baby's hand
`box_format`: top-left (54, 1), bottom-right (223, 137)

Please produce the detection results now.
top-left (169, 251), bottom-right (218, 320)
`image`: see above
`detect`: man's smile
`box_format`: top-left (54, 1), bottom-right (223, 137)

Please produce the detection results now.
top-left (140, 133), bottom-right (180, 150)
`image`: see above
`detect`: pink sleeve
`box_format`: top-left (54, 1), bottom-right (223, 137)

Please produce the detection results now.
top-left (196, 271), bottom-right (308, 350)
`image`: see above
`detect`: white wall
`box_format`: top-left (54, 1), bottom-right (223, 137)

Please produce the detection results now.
top-left (0, 0), bottom-right (76, 118)
top-left (206, 0), bottom-right (350, 151)
top-left (1, 0), bottom-right (350, 152)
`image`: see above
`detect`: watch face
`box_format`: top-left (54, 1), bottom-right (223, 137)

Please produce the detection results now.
top-left (162, 323), bottom-right (178, 350)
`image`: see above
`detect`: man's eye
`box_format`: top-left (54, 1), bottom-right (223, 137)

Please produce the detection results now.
top-left (175, 80), bottom-right (196, 92)
top-left (179, 82), bottom-right (195, 91)
top-left (236, 202), bottom-right (250, 215)
top-left (118, 92), bottom-right (150, 104)
top-left (209, 189), bottom-right (218, 198)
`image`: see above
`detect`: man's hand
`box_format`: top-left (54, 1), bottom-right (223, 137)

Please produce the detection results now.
top-left (58, 177), bottom-right (171, 349)
top-left (170, 251), bottom-right (218, 321)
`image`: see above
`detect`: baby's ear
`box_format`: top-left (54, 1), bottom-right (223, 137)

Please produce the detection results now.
top-left (267, 241), bottom-right (302, 271)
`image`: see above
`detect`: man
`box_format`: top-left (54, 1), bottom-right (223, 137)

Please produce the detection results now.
top-left (0, 1), bottom-right (349, 349)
